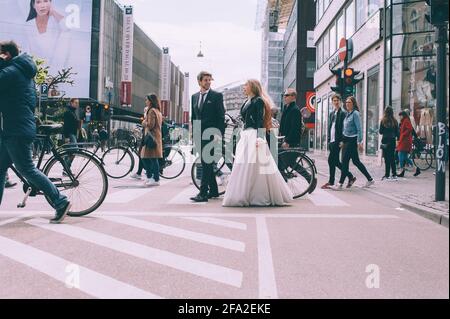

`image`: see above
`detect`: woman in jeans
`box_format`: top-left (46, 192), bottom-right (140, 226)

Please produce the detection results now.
top-left (337, 96), bottom-right (374, 189)
top-left (397, 110), bottom-right (421, 178)
top-left (379, 106), bottom-right (399, 181)
top-left (141, 94), bottom-right (163, 187)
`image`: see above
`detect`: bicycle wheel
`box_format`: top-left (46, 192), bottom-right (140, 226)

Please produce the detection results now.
top-left (44, 151), bottom-right (109, 217)
top-left (191, 156), bottom-right (232, 196)
top-left (278, 150), bottom-right (316, 199)
top-left (160, 146), bottom-right (186, 179)
top-left (412, 149), bottom-right (433, 171)
top-left (101, 146), bottom-right (135, 179)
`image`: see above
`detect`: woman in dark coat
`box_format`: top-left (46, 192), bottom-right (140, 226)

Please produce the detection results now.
top-left (379, 107), bottom-right (399, 180)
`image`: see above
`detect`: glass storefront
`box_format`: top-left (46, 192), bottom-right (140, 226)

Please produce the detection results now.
top-left (385, 0), bottom-right (449, 146)
top-left (366, 65), bottom-right (380, 155)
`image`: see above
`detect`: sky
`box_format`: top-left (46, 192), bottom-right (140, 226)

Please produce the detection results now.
top-left (119, 0), bottom-right (262, 94)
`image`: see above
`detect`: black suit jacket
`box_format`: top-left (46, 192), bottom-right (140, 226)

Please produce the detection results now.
top-left (327, 108), bottom-right (346, 144)
top-left (191, 90), bottom-right (225, 135)
top-left (280, 102), bottom-right (302, 146)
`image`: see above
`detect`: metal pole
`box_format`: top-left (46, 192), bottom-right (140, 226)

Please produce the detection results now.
top-left (435, 24), bottom-right (448, 202)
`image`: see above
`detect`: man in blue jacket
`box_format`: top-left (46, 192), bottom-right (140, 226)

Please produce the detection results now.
top-left (0, 41), bottom-right (71, 223)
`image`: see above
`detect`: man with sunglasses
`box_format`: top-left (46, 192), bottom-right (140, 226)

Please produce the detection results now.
top-left (278, 89), bottom-right (312, 183)
top-left (280, 89), bottom-right (303, 149)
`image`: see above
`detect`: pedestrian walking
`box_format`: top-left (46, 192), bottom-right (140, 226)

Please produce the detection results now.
top-left (130, 106), bottom-right (149, 180)
top-left (190, 71), bottom-right (226, 203)
top-left (98, 124), bottom-right (108, 152)
top-left (222, 79), bottom-right (293, 207)
top-left (379, 106), bottom-right (400, 181)
top-left (63, 98), bottom-right (80, 145)
top-left (337, 96), bottom-right (374, 189)
top-left (141, 94), bottom-right (163, 187)
top-left (0, 40), bottom-right (70, 223)
top-left (321, 94), bottom-right (356, 189)
top-left (397, 110), bottom-right (421, 178)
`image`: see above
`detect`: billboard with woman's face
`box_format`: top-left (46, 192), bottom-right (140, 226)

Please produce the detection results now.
top-left (0, 0), bottom-right (93, 98)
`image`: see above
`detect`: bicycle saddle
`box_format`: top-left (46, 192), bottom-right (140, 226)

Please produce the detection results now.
top-left (38, 124), bottom-right (63, 135)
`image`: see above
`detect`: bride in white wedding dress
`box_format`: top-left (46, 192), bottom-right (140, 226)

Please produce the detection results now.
top-left (222, 79), bottom-right (293, 207)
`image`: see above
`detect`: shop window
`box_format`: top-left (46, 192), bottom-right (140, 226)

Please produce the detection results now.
top-left (366, 65), bottom-right (380, 156)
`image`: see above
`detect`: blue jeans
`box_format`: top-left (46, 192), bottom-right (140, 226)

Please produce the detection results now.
top-left (64, 134), bottom-right (78, 168)
top-left (398, 151), bottom-right (411, 169)
top-left (0, 136), bottom-right (68, 210)
top-left (142, 158), bottom-right (160, 182)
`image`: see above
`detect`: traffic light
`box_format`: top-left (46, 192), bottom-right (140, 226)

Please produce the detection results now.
top-left (330, 67), bottom-right (344, 97)
top-left (103, 104), bottom-right (111, 120)
top-left (425, 0), bottom-right (449, 25)
top-left (343, 68), bottom-right (364, 99)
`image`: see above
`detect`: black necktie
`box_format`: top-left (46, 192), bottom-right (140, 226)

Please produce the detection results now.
top-left (199, 93), bottom-right (207, 111)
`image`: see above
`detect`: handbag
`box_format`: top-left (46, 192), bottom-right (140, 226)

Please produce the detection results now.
top-left (144, 132), bottom-right (157, 149)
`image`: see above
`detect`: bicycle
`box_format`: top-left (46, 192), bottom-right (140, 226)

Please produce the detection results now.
top-left (10, 124), bottom-right (109, 217)
top-left (191, 114), bottom-right (317, 199)
top-left (101, 130), bottom-right (186, 180)
top-left (410, 137), bottom-right (434, 171)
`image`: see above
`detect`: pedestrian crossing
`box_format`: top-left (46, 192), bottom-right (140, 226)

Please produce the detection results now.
top-left (0, 208), bottom-right (400, 298)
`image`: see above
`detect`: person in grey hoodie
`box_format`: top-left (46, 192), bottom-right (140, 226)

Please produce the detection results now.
top-left (0, 40), bottom-right (71, 223)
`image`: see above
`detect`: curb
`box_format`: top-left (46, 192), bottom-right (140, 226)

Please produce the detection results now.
top-left (316, 171), bottom-right (449, 228)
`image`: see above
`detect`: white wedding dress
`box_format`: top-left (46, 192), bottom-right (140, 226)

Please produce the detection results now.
top-left (222, 128), bottom-right (294, 207)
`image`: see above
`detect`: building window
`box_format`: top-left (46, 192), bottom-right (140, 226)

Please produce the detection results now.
top-left (323, 30), bottom-right (330, 62)
top-left (346, 1), bottom-right (355, 39)
top-left (318, 0), bottom-right (323, 20)
top-left (410, 10), bottom-right (419, 32)
top-left (356, 0), bottom-right (367, 30)
top-left (315, 98), bottom-right (322, 149)
top-left (368, 0), bottom-right (381, 17)
top-left (366, 65), bottom-right (380, 156)
top-left (337, 13), bottom-right (345, 43)
top-left (355, 78), bottom-right (365, 136)
top-left (330, 23), bottom-right (337, 57)
top-left (321, 94), bottom-right (329, 150)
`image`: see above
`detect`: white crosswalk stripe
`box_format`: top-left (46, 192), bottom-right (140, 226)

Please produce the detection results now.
top-left (306, 188), bottom-right (350, 206)
top-left (0, 235), bottom-right (161, 299)
top-left (182, 217), bottom-right (248, 230)
top-left (25, 218), bottom-right (244, 288)
top-left (99, 215), bottom-right (246, 252)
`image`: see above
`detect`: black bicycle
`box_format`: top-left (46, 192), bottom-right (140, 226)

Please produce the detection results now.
top-left (191, 114), bottom-right (317, 199)
top-left (101, 131), bottom-right (186, 180)
top-left (10, 124), bottom-right (109, 217)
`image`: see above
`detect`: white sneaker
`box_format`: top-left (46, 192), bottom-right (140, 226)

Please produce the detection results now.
top-left (333, 184), bottom-right (344, 191)
top-left (391, 176), bottom-right (398, 182)
top-left (145, 178), bottom-right (160, 187)
top-left (363, 180), bottom-right (375, 188)
top-left (130, 173), bottom-right (142, 180)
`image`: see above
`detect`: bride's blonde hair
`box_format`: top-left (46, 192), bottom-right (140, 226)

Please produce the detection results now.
top-left (246, 79), bottom-right (273, 130)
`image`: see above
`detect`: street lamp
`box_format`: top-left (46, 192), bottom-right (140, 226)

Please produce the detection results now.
top-left (197, 41), bottom-right (204, 58)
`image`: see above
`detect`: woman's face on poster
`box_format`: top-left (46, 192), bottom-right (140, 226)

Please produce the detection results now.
top-left (34, 0), bottom-right (52, 17)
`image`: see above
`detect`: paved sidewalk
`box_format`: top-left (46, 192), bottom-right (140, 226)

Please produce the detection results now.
top-left (312, 151), bottom-right (449, 227)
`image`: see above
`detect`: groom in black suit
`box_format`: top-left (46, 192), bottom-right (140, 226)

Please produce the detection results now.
top-left (190, 71), bottom-right (225, 203)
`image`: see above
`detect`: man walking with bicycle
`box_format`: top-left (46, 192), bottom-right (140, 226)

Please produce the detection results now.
top-left (0, 41), bottom-right (71, 223)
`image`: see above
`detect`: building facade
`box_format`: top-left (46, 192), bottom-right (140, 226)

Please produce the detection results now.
top-left (94, 0), bottom-right (187, 130)
top-left (216, 81), bottom-right (247, 118)
top-left (313, 0), bottom-right (384, 158)
top-left (384, 0), bottom-right (448, 146)
top-left (283, 0), bottom-right (316, 149)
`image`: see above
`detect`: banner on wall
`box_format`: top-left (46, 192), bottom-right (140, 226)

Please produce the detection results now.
top-left (161, 48), bottom-right (171, 101)
top-left (0, 0), bottom-right (93, 98)
top-left (120, 6), bottom-right (134, 107)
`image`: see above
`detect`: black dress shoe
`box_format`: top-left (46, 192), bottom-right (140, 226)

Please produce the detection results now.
top-left (190, 194), bottom-right (209, 202)
top-left (208, 192), bottom-right (220, 199)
